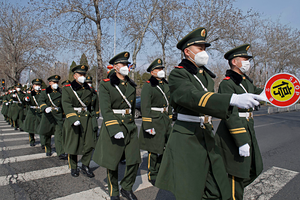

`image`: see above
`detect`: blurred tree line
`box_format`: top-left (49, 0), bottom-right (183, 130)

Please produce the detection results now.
top-left (0, 0), bottom-right (299, 92)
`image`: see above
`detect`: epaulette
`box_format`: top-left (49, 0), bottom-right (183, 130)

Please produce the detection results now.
top-left (146, 81), bottom-right (150, 83)
top-left (64, 84), bottom-right (71, 87)
top-left (224, 77), bottom-right (230, 80)
top-left (103, 78), bottom-right (110, 82)
top-left (42, 89), bottom-right (46, 91)
top-left (175, 66), bottom-right (184, 69)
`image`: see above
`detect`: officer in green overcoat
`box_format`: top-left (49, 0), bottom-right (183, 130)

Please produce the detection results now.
top-left (38, 75), bottom-right (66, 158)
top-left (93, 52), bottom-right (141, 200)
top-left (215, 44), bottom-right (263, 200)
top-left (22, 79), bottom-right (43, 146)
top-left (10, 83), bottom-right (26, 130)
top-left (155, 27), bottom-right (266, 200)
top-left (1, 92), bottom-right (10, 122)
top-left (7, 87), bottom-right (14, 125)
top-left (138, 58), bottom-right (172, 185)
top-left (62, 65), bottom-right (99, 178)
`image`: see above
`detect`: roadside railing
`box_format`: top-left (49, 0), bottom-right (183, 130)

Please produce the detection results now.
top-left (268, 104), bottom-right (300, 114)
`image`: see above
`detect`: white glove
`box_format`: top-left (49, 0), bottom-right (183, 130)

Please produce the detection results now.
top-left (239, 143), bottom-right (250, 157)
top-left (5, 103), bottom-right (8, 105)
top-left (73, 120), bottom-right (81, 126)
top-left (114, 132), bottom-right (124, 139)
top-left (45, 107), bottom-right (52, 113)
top-left (145, 128), bottom-right (156, 135)
top-left (230, 93), bottom-right (267, 109)
top-left (12, 94), bottom-right (16, 97)
top-left (25, 97), bottom-right (30, 102)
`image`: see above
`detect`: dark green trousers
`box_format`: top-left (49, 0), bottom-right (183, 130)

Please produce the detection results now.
top-left (29, 133), bottom-right (35, 145)
top-left (107, 164), bottom-right (139, 197)
top-left (228, 173), bottom-right (258, 200)
top-left (68, 150), bottom-right (94, 169)
top-left (43, 135), bottom-right (51, 153)
top-left (147, 152), bottom-right (162, 181)
top-left (54, 124), bottom-right (64, 156)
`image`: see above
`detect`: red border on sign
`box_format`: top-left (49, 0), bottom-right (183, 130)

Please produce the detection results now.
top-left (265, 73), bottom-right (300, 107)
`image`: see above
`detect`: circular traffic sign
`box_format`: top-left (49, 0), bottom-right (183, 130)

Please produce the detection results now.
top-left (265, 73), bottom-right (300, 107)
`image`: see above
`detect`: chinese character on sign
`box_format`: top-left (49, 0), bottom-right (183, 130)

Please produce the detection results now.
top-left (272, 81), bottom-right (292, 98)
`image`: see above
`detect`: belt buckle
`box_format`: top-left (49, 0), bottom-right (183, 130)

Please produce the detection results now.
top-left (249, 112), bottom-right (253, 118)
top-left (163, 107), bottom-right (167, 112)
top-left (125, 109), bottom-right (130, 114)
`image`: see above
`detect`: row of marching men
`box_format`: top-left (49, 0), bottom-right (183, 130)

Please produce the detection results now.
top-left (1, 27), bottom-right (266, 200)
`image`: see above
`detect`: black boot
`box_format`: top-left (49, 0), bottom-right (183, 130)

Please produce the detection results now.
top-left (58, 153), bottom-right (68, 160)
top-left (81, 164), bottom-right (95, 178)
top-left (46, 152), bottom-right (52, 156)
top-left (111, 196), bottom-right (120, 200)
top-left (71, 169), bottom-right (79, 177)
top-left (120, 188), bottom-right (137, 200)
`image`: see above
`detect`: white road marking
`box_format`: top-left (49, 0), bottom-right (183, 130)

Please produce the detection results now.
top-left (254, 121), bottom-right (287, 128)
top-left (0, 144), bottom-right (40, 151)
top-left (0, 137), bottom-right (30, 142)
top-left (1, 152), bottom-right (57, 164)
top-left (244, 166), bottom-right (299, 200)
top-left (0, 165), bottom-right (70, 186)
top-left (54, 173), bottom-right (151, 200)
top-left (0, 132), bottom-right (29, 136)
top-left (54, 187), bottom-right (109, 200)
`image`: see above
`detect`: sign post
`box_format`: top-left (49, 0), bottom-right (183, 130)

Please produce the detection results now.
top-left (264, 73), bottom-right (300, 108)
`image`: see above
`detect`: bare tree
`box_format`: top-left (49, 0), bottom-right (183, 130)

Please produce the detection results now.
top-left (121, 0), bottom-right (159, 81)
top-left (0, 3), bottom-right (56, 86)
top-left (31, 0), bottom-right (122, 87)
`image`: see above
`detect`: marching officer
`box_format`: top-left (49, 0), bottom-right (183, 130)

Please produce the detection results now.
top-left (215, 44), bottom-right (263, 200)
top-left (10, 83), bottom-right (25, 130)
top-left (22, 79), bottom-right (43, 146)
top-left (93, 52), bottom-right (141, 200)
top-left (138, 58), bottom-right (172, 185)
top-left (1, 91), bottom-right (10, 122)
top-left (38, 75), bottom-right (66, 158)
top-left (155, 27), bottom-right (266, 200)
top-left (62, 65), bottom-right (99, 178)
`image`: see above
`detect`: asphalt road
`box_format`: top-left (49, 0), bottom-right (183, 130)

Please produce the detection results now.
top-left (1, 106), bottom-right (300, 199)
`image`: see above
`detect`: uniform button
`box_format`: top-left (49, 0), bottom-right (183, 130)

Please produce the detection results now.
top-left (85, 115), bottom-right (87, 116)
top-left (129, 119), bottom-right (132, 121)
top-left (131, 100), bottom-right (133, 102)
top-left (78, 116), bottom-right (80, 117)
top-left (122, 120), bottom-right (124, 122)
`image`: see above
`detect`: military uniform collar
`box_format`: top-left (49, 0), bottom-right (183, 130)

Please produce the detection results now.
top-left (46, 86), bottom-right (61, 94)
top-left (110, 72), bottom-right (137, 87)
top-left (71, 80), bottom-right (90, 91)
top-left (225, 70), bottom-right (253, 85)
top-left (148, 76), bottom-right (168, 87)
top-left (178, 59), bottom-right (216, 78)
top-left (31, 90), bottom-right (38, 96)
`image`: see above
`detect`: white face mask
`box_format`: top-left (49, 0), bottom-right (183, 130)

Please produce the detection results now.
top-left (34, 86), bottom-right (41, 91)
top-left (16, 88), bottom-right (21, 92)
top-left (240, 60), bottom-right (251, 74)
top-left (88, 83), bottom-right (92, 87)
top-left (188, 49), bottom-right (209, 66)
top-left (77, 76), bottom-right (86, 83)
top-left (156, 70), bottom-right (165, 79)
top-left (119, 66), bottom-right (129, 76)
top-left (51, 83), bottom-right (58, 90)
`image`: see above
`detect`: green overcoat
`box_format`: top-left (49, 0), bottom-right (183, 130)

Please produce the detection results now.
top-left (215, 69), bottom-right (263, 179)
top-left (37, 86), bottom-right (63, 135)
top-left (61, 80), bottom-right (99, 155)
top-left (1, 94), bottom-right (9, 116)
top-left (93, 73), bottom-right (141, 171)
top-left (22, 90), bottom-right (42, 134)
top-left (139, 76), bottom-right (172, 154)
top-left (10, 91), bottom-right (25, 123)
top-left (155, 59), bottom-right (232, 200)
